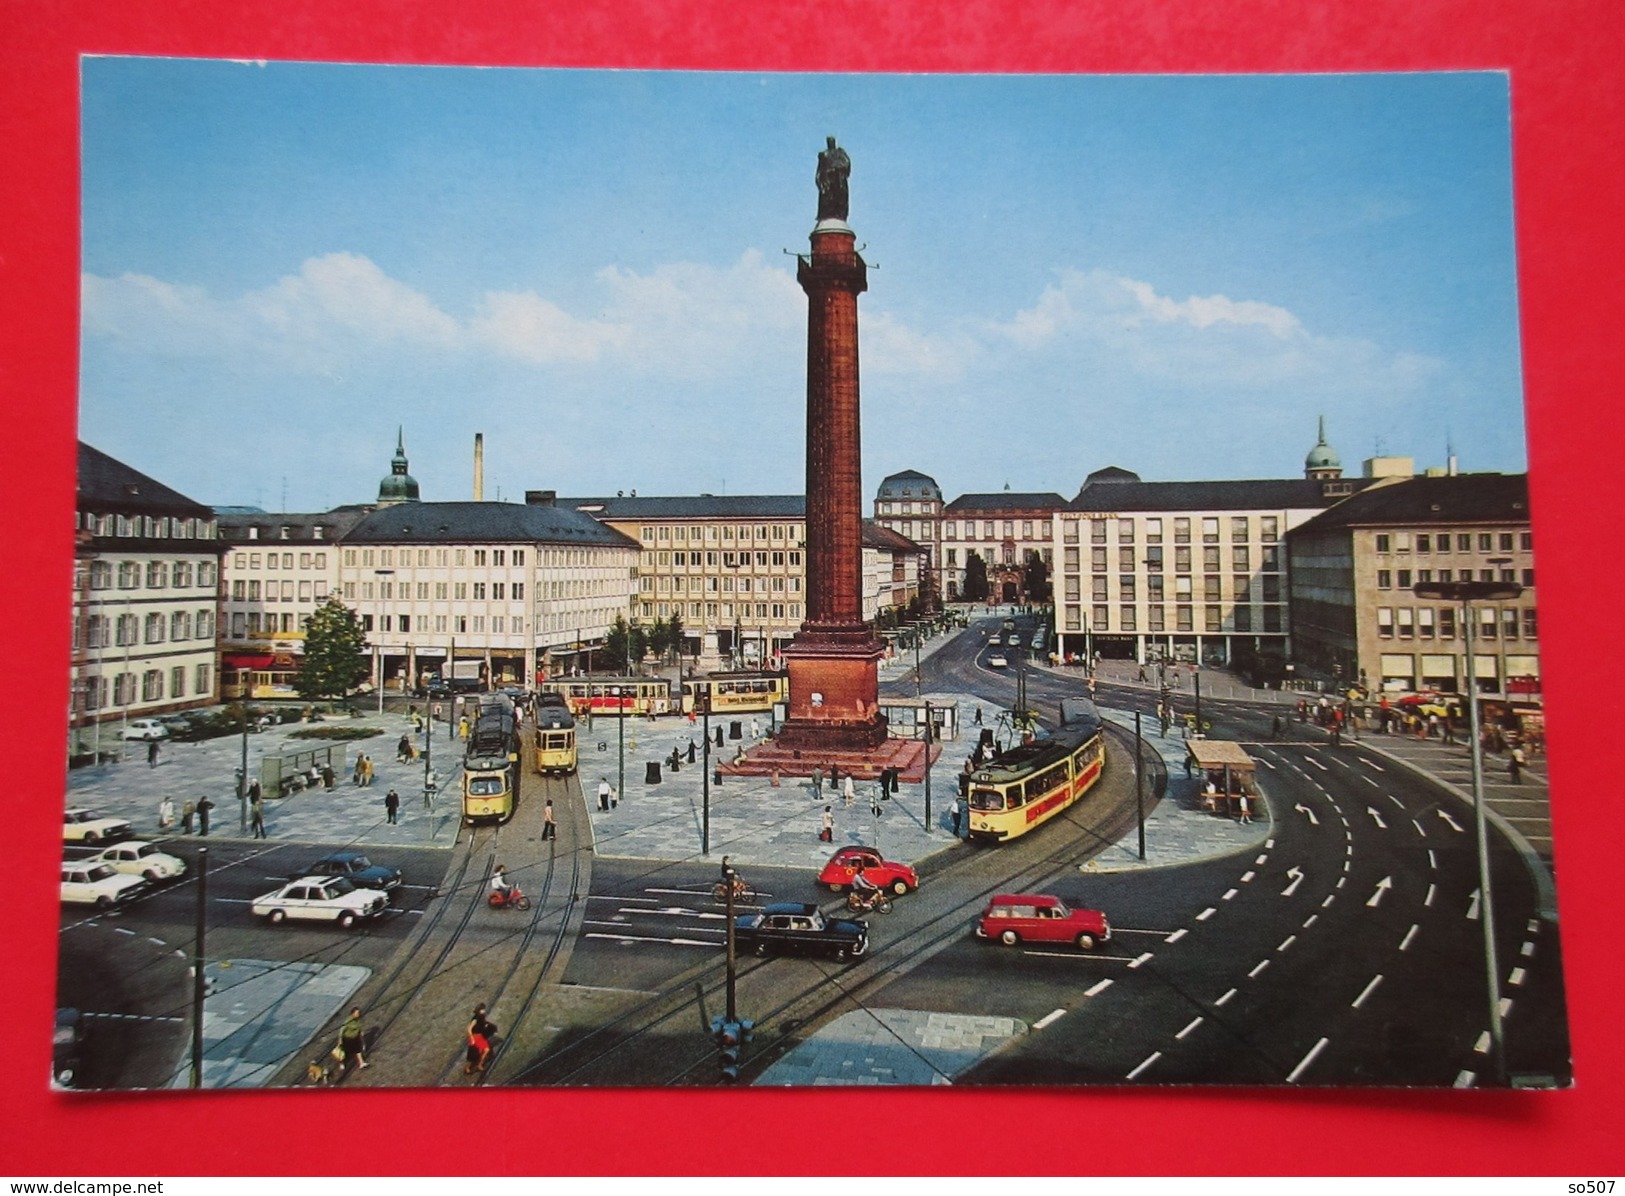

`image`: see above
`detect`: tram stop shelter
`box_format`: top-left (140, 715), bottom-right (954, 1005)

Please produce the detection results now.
top-left (1185, 739), bottom-right (1257, 819)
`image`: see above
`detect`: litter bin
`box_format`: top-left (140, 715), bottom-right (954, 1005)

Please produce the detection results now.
top-left (645, 761), bottom-right (662, 784)
top-left (729, 721), bottom-right (742, 740)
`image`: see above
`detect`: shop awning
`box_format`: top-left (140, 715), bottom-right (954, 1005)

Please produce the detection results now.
top-left (222, 653), bottom-right (276, 670)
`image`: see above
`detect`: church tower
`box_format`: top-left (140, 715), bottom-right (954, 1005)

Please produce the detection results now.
top-left (1304, 415), bottom-right (1343, 480)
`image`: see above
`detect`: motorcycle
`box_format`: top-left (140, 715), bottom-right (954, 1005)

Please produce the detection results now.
top-left (488, 886), bottom-right (531, 911)
top-left (846, 887), bottom-right (893, 915)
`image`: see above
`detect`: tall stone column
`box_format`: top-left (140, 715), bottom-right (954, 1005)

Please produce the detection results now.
top-left (777, 139), bottom-right (888, 752)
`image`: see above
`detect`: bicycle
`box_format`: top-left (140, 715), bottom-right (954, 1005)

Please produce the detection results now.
top-left (711, 879), bottom-right (756, 904)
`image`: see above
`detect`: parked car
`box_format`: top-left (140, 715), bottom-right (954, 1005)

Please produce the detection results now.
top-left (976, 894), bottom-right (1111, 950)
top-left (61, 861), bottom-right (148, 908)
top-left (251, 876), bottom-right (387, 927)
top-left (122, 719), bottom-right (169, 741)
top-left (301, 850), bottom-right (402, 891)
top-left (62, 808), bottom-right (133, 844)
top-left (986, 634), bottom-right (1001, 646)
top-left (86, 841), bottom-right (187, 883)
top-left (158, 712), bottom-right (211, 741)
top-left (987, 654), bottom-right (1009, 669)
top-left (817, 846), bottom-right (919, 896)
top-left (53, 1009), bottom-right (84, 1088)
top-left (735, 902), bottom-right (867, 963)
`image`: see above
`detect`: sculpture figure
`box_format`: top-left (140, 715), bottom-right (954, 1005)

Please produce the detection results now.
top-left (815, 136), bottom-right (851, 222)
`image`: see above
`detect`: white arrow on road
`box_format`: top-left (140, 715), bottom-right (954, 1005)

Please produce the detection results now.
top-left (1437, 810), bottom-right (1464, 833)
top-left (1294, 803), bottom-right (1320, 826)
top-left (1467, 888), bottom-right (1482, 921)
top-left (1282, 866), bottom-right (1304, 897)
top-left (1367, 876), bottom-right (1394, 908)
top-left (1366, 806), bottom-right (1387, 830)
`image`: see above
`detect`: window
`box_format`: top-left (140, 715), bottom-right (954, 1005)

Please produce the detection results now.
top-left (1202, 517), bottom-right (1219, 543)
top-left (493, 549), bottom-right (506, 566)
top-left (1397, 569), bottom-right (1412, 589)
top-left (1375, 534), bottom-right (1391, 553)
top-left (1440, 608), bottom-right (1457, 638)
top-left (1145, 518), bottom-right (1162, 544)
top-left (1202, 546), bottom-right (1221, 572)
top-left (1091, 577), bottom-right (1108, 602)
top-left (1262, 545), bottom-right (1280, 571)
top-left (1120, 605), bottom-right (1137, 631)
top-left (1457, 534), bottom-right (1472, 552)
top-left (1118, 547), bottom-right (1135, 571)
top-left (1397, 608), bottom-right (1414, 638)
top-left (1234, 605), bottom-right (1252, 632)
top-left (1091, 547), bottom-right (1107, 572)
top-left (1523, 609), bottom-right (1538, 638)
top-left (89, 561), bottom-right (112, 590)
top-left (1417, 534), bottom-right (1431, 553)
top-left (1093, 604), bottom-right (1109, 631)
top-left (144, 613), bottom-right (165, 643)
top-left (195, 663), bottom-right (212, 694)
top-left (1204, 606), bottom-right (1222, 632)
top-left (1117, 519), bottom-right (1134, 543)
top-left (492, 583), bottom-right (505, 600)
top-left (1502, 608), bottom-right (1520, 639)
top-left (1377, 570), bottom-right (1392, 590)
top-left (1418, 608), bottom-right (1435, 638)
top-left (1499, 533), bottom-right (1514, 552)
top-left (1204, 576), bottom-right (1222, 602)
top-left (1091, 520), bottom-right (1107, 544)
top-left (1119, 576), bottom-right (1136, 602)
top-left (1232, 546), bottom-right (1249, 571)
top-left (1377, 607), bottom-right (1394, 637)
top-left (170, 611), bottom-right (190, 641)
top-left (474, 549), bottom-right (488, 566)
top-left (1174, 518), bottom-right (1191, 543)
top-left (513, 550), bottom-right (525, 566)
top-left (1176, 605), bottom-right (1193, 632)
top-left (1478, 534), bottom-right (1493, 552)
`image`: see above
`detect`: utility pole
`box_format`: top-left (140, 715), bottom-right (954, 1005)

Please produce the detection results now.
top-left (1134, 710), bottom-right (1147, 860)
top-left (923, 698), bottom-right (933, 829)
top-left (701, 694), bottom-right (711, 855)
top-left (189, 846), bottom-right (208, 1089)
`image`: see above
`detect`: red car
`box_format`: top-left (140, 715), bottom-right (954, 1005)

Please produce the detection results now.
top-left (976, 894), bottom-right (1111, 950)
top-left (817, 846), bottom-right (919, 896)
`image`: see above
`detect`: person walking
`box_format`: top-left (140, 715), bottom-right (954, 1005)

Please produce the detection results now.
top-left (250, 791), bottom-right (267, 838)
top-left (338, 1006), bottom-right (368, 1073)
top-left (354, 754), bottom-right (367, 785)
top-left (687, 738), bottom-right (697, 764)
top-left (809, 765), bottom-right (822, 795)
top-left (464, 1004), bottom-right (493, 1075)
top-left (819, 805), bottom-right (834, 843)
top-left (181, 799), bottom-right (195, 835)
top-left (842, 773), bottom-right (855, 808)
top-left (146, 739), bottom-right (159, 768)
top-left (384, 788), bottom-right (400, 824)
top-left (321, 764), bottom-right (336, 790)
top-left (750, 718), bottom-right (760, 740)
top-left (196, 795), bottom-right (215, 837)
top-left (597, 777), bottom-right (612, 812)
top-left (949, 795), bottom-right (963, 838)
top-left (541, 799), bottom-right (557, 840)
top-left (158, 795), bottom-right (175, 831)
top-left (459, 715), bottom-right (470, 743)
top-left (361, 755), bottom-right (374, 787)
top-left (1508, 746), bottom-right (1526, 784)
top-left (1238, 792), bottom-right (1253, 824)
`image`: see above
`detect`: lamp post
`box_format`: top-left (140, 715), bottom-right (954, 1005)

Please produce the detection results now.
top-left (701, 691), bottom-right (711, 856)
top-left (923, 698), bottom-right (933, 830)
top-left (1415, 576), bottom-right (1523, 1086)
top-left (614, 685), bottom-right (625, 812)
top-left (374, 569), bottom-right (394, 712)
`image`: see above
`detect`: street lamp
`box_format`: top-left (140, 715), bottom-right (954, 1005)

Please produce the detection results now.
top-left (1415, 575), bottom-right (1523, 1086)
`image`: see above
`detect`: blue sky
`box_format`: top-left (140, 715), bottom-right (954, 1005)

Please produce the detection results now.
top-left (79, 60), bottom-right (1525, 512)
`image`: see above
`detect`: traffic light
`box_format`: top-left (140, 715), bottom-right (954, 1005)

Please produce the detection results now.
top-left (711, 1016), bottom-right (755, 1083)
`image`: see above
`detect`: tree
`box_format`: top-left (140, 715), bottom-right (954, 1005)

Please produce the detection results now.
top-left (666, 610), bottom-right (685, 662)
top-left (1023, 550), bottom-right (1052, 603)
top-left (963, 551), bottom-right (990, 603)
top-left (298, 599), bottom-right (370, 700)
top-left (603, 615), bottom-right (633, 673)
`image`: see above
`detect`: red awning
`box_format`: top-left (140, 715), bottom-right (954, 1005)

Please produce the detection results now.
top-left (223, 653), bottom-right (276, 669)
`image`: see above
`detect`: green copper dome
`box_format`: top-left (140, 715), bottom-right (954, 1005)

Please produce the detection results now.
top-left (1305, 415), bottom-right (1341, 472)
top-left (378, 428), bottom-right (420, 506)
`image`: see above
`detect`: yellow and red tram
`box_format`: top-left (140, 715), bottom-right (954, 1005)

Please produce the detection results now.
top-left (966, 706), bottom-right (1105, 843)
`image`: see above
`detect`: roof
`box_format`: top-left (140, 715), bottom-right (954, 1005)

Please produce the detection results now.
top-left (218, 508), bottom-right (372, 542)
top-left (876, 469), bottom-right (942, 500)
top-left (943, 492), bottom-right (1067, 514)
top-left (1187, 740), bottom-right (1257, 770)
top-left (1288, 473), bottom-right (1529, 536)
top-left (1082, 466), bottom-right (1142, 485)
top-left (342, 501), bottom-right (641, 548)
top-left (77, 442), bottom-right (213, 516)
top-left (1069, 477), bottom-right (1372, 512)
top-left (862, 521), bottom-right (925, 552)
top-left (562, 495), bottom-right (806, 520)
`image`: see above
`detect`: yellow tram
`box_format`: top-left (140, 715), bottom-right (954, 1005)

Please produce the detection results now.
top-left (462, 693), bottom-right (521, 824)
top-left (531, 697), bottom-right (578, 775)
top-left (966, 704), bottom-right (1105, 843)
top-left (680, 670), bottom-right (788, 716)
top-left (540, 676), bottom-right (673, 718)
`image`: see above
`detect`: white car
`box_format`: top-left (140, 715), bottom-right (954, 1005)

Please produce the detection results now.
top-left (251, 876), bottom-right (388, 928)
top-left (987, 654), bottom-right (1009, 669)
top-left (1007, 634), bottom-right (1022, 648)
top-left (63, 808), bottom-right (134, 844)
top-left (986, 634), bottom-right (1001, 646)
top-left (86, 841), bottom-right (187, 883)
top-left (61, 861), bottom-right (148, 908)
top-left (123, 719), bottom-right (169, 741)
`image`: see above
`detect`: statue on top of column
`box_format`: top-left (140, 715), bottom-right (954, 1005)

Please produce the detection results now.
top-left (815, 136), bottom-right (851, 222)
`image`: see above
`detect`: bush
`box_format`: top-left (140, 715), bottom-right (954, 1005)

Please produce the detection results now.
top-left (287, 727), bottom-right (384, 742)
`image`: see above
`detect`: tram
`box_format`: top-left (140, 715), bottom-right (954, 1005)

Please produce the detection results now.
top-left (540, 676), bottom-right (673, 718)
top-left (531, 700), bottom-right (578, 775)
top-left (462, 693), bottom-right (521, 824)
top-left (966, 700), bottom-right (1105, 843)
top-left (680, 670), bottom-right (788, 716)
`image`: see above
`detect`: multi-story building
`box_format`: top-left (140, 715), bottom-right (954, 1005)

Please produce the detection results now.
top-left (862, 521), bottom-right (926, 620)
top-left (338, 493), bottom-right (641, 690)
top-left (872, 470), bottom-right (943, 602)
top-left (939, 490), bottom-right (1066, 603)
top-left (70, 443), bottom-right (224, 757)
top-left (1287, 472), bottom-right (1538, 696)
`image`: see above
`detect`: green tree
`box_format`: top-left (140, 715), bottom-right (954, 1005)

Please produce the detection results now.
top-left (629, 622), bottom-right (649, 667)
top-left (297, 599), bottom-right (370, 700)
top-left (1023, 549), bottom-right (1052, 603)
top-left (666, 610), bottom-right (685, 662)
top-left (963, 551), bottom-right (990, 603)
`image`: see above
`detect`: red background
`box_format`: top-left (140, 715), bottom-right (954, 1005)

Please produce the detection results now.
top-left (2, 0), bottom-right (1621, 1176)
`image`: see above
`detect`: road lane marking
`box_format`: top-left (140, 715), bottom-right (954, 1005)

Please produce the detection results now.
top-left (1266, 838), bottom-right (1275, 848)
top-left (1454, 1070), bottom-right (1476, 1088)
top-left (1197, 907), bottom-right (1217, 921)
top-left (1520, 941), bottom-right (1535, 958)
top-left (1241, 871), bottom-right (1256, 883)
top-left (1128, 952), bottom-right (1154, 969)
top-left (1277, 935), bottom-right (1297, 953)
top-left (1385, 793), bottom-right (1406, 811)
top-left (1033, 1008), bottom-right (1066, 1030)
top-left (1364, 760), bottom-right (1386, 772)
top-left (1287, 1037), bottom-right (1330, 1083)
top-left (1301, 914), bottom-right (1318, 929)
top-left (1222, 889), bottom-right (1238, 901)
top-left (592, 894), bottom-right (660, 902)
top-left (1248, 959), bottom-right (1271, 978)
top-left (1499, 997), bottom-right (1513, 1017)
top-left (1428, 850), bottom-right (1438, 870)
top-left (1474, 1031), bottom-right (1491, 1054)
top-left (1364, 777), bottom-right (1380, 787)
top-left (1437, 810), bottom-right (1464, 833)
top-left (1085, 978), bottom-right (1114, 997)
top-left (583, 931), bottom-right (719, 947)
top-left (1367, 807), bottom-right (1387, 829)
top-left (1322, 894), bottom-right (1336, 908)
top-left (1467, 889), bottom-right (1481, 920)
top-left (1282, 867), bottom-right (1304, 897)
top-left (1127, 1052), bottom-right (1162, 1080)
top-left (1295, 803), bottom-right (1320, 825)
top-left (1527, 918), bottom-right (1542, 935)
top-left (1305, 756), bottom-right (1328, 772)
top-left (1165, 928), bottom-right (1188, 943)
top-left (1255, 855), bottom-right (1269, 865)
top-left (114, 927), bottom-right (135, 936)
top-left (1367, 877), bottom-right (1393, 907)
top-left (1026, 950), bottom-right (1139, 962)
top-left (1509, 967), bottom-right (1527, 987)
top-left (1352, 974), bottom-right (1384, 1009)
top-left (146, 937), bottom-right (166, 946)
top-left (1215, 988), bottom-right (1237, 1007)
top-left (1425, 883), bottom-right (1436, 907)
top-left (1176, 1017), bottom-right (1204, 1040)
top-left (1400, 924), bottom-right (1420, 951)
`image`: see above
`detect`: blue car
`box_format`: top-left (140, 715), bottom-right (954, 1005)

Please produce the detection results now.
top-left (302, 850), bottom-right (403, 892)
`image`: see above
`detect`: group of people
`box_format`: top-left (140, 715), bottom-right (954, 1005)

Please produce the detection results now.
top-left (156, 794), bottom-right (215, 835)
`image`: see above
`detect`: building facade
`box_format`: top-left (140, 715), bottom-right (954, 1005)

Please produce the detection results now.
top-left (872, 469), bottom-right (942, 602)
top-left (1287, 473), bottom-right (1538, 696)
top-left (70, 443), bottom-right (224, 757)
top-left (939, 491), bottom-right (1065, 603)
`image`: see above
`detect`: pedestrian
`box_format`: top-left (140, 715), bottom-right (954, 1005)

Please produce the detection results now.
top-left (361, 755), bottom-right (374, 787)
top-left (819, 805), bottom-right (834, 843)
top-left (181, 799), bottom-right (195, 834)
top-left (147, 739), bottom-right (159, 768)
top-left (354, 754), bottom-right (367, 785)
top-left (687, 738), bottom-right (697, 764)
top-left (250, 792), bottom-right (267, 838)
top-left (459, 716), bottom-right (470, 742)
top-left (338, 1006), bottom-right (368, 1072)
top-left (810, 765), bottom-right (822, 794)
top-left (843, 774), bottom-right (855, 808)
top-left (464, 1004), bottom-right (494, 1074)
top-left (1508, 746), bottom-right (1525, 784)
top-left (322, 764), bottom-right (335, 790)
top-left (158, 795), bottom-right (175, 831)
top-left (973, 706), bottom-right (982, 726)
top-left (597, 777), bottom-right (612, 811)
top-left (829, 764), bottom-right (840, 791)
top-left (949, 796), bottom-right (963, 838)
top-left (384, 788), bottom-right (400, 824)
top-left (541, 799), bottom-right (557, 840)
top-left (750, 718), bottom-right (760, 740)
top-left (196, 795), bottom-right (214, 836)
top-left (1137, 664), bottom-right (1147, 682)
top-left (1238, 793), bottom-right (1253, 824)
top-left (1270, 715), bottom-right (1282, 738)
top-left (1443, 718), bottom-right (1458, 745)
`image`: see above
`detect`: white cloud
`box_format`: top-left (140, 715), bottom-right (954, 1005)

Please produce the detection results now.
top-left (468, 291), bottom-right (627, 363)
top-left (862, 310), bottom-right (978, 379)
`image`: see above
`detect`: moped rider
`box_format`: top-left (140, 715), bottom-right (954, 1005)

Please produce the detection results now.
top-left (850, 861), bottom-right (882, 909)
top-left (490, 864), bottom-right (514, 905)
